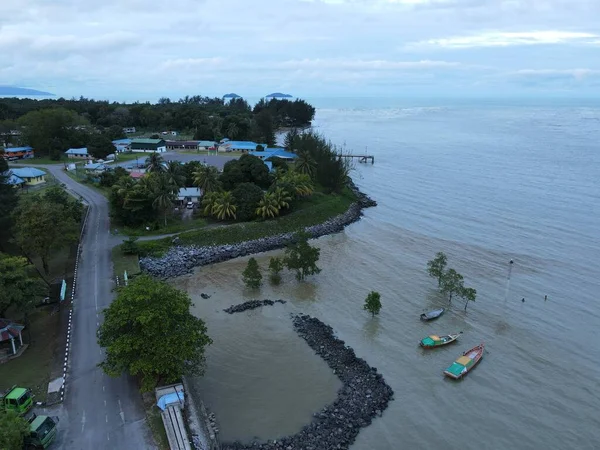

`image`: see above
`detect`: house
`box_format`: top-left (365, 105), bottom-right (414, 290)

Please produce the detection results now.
top-left (112, 138), bottom-right (132, 153)
top-left (123, 127), bottom-right (136, 134)
top-left (219, 141), bottom-right (267, 152)
top-left (165, 140), bottom-right (199, 151)
top-left (0, 319), bottom-right (25, 358)
top-left (65, 147), bottom-right (89, 159)
top-left (5, 172), bottom-right (25, 187)
top-left (178, 187), bottom-right (202, 205)
top-left (9, 167), bottom-right (46, 185)
top-left (83, 162), bottom-right (107, 173)
top-left (130, 139), bottom-right (167, 153)
top-left (197, 140), bottom-right (217, 151)
top-left (248, 148), bottom-right (297, 161)
top-left (2, 146), bottom-right (34, 160)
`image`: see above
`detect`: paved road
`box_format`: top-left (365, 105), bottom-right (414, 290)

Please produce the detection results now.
top-left (40, 165), bottom-right (155, 450)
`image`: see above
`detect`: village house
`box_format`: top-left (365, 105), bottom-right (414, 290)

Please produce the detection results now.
top-left (83, 162), bottom-right (107, 174)
top-left (9, 167), bottom-right (46, 185)
top-left (112, 138), bottom-right (132, 153)
top-left (177, 187), bottom-right (202, 205)
top-left (165, 140), bottom-right (199, 151)
top-left (218, 140), bottom-right (267, 152)
top-left (197, 140), bottom-right (217, 151)
top-left (65, 147), bottom-right (89, 159)
top-left (130, 139), bottom-right (167, 153)
top-left (1, 146), bottom-right (34, 160)
top-left (248, 148), bottom-right (297, 161)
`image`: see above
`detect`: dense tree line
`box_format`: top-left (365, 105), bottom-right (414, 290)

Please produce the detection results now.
top-left (0, 95), bottom-right (316, 158)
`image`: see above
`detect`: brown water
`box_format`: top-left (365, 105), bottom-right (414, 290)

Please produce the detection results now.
top-left (175, 102), bottom-right (600, 450)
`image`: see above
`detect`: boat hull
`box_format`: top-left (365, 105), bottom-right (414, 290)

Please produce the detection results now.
top-left (419, 333), bottom-right (461, 348)
top-left (420, 308), bottom-right (445, 321)
top-left (443, 343), bottom-right (484, 379)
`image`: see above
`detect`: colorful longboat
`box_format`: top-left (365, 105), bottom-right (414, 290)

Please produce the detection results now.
top-left (443, 343), bottom-right (485, 379)
top-left (419, 332), bottom-right (461, 348)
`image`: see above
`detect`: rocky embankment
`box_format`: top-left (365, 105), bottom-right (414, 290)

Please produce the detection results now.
top-left (140, 180), bottom-right (376, 279)
top-left (223, 299), bottom-right (286, 314)
top-left (221, 314), bottom-right (394, 450)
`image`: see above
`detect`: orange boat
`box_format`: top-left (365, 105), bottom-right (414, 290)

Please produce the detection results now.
top-left (443, 343), bottom-right (484, 379)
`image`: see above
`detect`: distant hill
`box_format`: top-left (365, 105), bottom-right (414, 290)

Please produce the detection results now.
top-left (266, 92), bottom-right (293, 98)
top-left (223, 93), bottom-right (242, 99)
top-left (0, 86), bottom-right (54, 96)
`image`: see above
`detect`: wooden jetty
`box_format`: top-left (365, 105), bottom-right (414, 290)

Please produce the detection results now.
top-left (336, 154), bottom-right (374, 164)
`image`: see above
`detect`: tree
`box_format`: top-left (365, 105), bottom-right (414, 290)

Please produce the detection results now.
top-left (0, 158), bottom-right (18, 240)
top-left (106, 124), bottom-right (126, 140)
top-left (459, 287), bottom-right (477, 311)
top-left (164, 161), bottom-right (186, 189)
top-left (97, 275), bottom-right (212, 392)
top-left (17, 108), bottom-right (84, 156)
top-left (284, 232), bottom-right (321, 280)
top-left (363, 291), bottom-right (382, 317)
top-left (0, 253), bottom-right (46, 317)
top-left (271, 187), bottom-right (292, 210)
top-left (255, 192), bottom-right (280, 219)
top-left (193, 165), bottom-right (221, 194)
top-left (255, 109), bottom-right (276, 146)
top-left (427, 252), bottom-right (448, 287)
top-left (121, 237), bottom-right (139, 255)
top-left (232, 182), bottom-right (263, 221)
top-left (268, 257), bottom-right (284, 285)
top-left (0, 410), bottom-right (31, 450)
top-left (146, 153), bottom-right (165, 173)
top-left (242, 257), bottom-right (262, 289)
top-left (150, 174), bottom-right (177, 227)
top-left (88, 133), bottom-right (115, 159)
top-left (226, 122), bottom-right (239, 140)
top-left (212, 191), bottom-right (237, 220)
top-left (220, 154), bottom-right (270, 190)
top-left (284, 128), bottom-right (299, 152)
top-left (13, 197), bottom-right (79, 275)
top-left (183, 161), bottom-right (203, 185)
top-left (440, 268), bottom-right (464, 304)
top-left (295, 150), bottom-right (316, 178)
top-left (274, 171), bottom-right (313, 198)
top-left (201, 192), bottom-right (219, 216)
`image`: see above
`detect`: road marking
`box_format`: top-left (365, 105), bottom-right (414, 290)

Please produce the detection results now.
top-left (105, 414), bottom-right (108, 423)
top-left (118, 399), bottom-right (125, 424)
top-left (103, 385), bottom-right (105, 392)
top-left (81, 410), bottom-right (86, 433)
top-left (107, 433), bottom-right (110, 441)
top-left (104, 400), bottom-right (107, 406)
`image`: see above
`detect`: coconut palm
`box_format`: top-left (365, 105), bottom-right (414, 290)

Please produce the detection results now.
top-left (295, 150), bottom-right (316, 178)
top-left (212, 191), bottom-right (237, 220)
top-left (201, 192), bottom-right (219, 216)
top-left (272, 187), bottom-right (292, 210)
top-left (193, 165), bottom-right (221, 194)
top-left (146, 153), bottom-right (165, 173)
top-left (278, 172), bottom-right (314, 198)
top-left (151, 174), bottom-right (177, 227)
top-left (164, 161), bottom-right (186, 188)
top-left (255, 192), bottom-right (280, 219)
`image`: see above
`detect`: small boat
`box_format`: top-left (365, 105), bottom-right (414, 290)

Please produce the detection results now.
top-left (419, 332), bottom-right (462, 348)
top-left (420, 308), bottom-right (445, 321)
top-left (443, 343), bottom-right (485, 379)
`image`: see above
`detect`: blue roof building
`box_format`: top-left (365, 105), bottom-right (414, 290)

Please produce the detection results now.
top-left (222, 141), bottom-right (267, 151)
top-left (248, 148), bottom-right (297, 161)
top-left (4, 172), bottom-right (25, 186)
top-left (112, 139), bottom-right (132, 145)
top-left (9, 167), bottom-right (46, 185)
top-left (65, 147), bottom-right (89, 158)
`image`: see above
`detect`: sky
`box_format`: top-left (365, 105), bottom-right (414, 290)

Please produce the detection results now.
top-left (1, 0), bottom-right (600, 101)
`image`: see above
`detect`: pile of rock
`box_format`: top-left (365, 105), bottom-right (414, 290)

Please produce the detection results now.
top-left (223, 299), bottom-right (287, 314)
top-left (140, 183), bottom-right (376, 280)
top-left (221, 314), bottom-right (394, 450)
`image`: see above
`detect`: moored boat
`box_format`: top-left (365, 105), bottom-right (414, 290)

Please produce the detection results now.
top-left (419, 332), bottom-right (462, 348)
top-left (420, 308), bottom-right (445, 321)
top-left (443, 343), bottom-right (485, 379)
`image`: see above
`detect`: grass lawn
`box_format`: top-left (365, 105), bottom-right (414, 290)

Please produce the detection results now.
top-left (114, 152), bottom-right (144, 163)
top-left (24, 156), bottom-right (67, 165)
top-left (137, 188), bottom-right (357, 256)
top-left (121, 216), bottom-right (208, 237)
top-left (0, 309), bottom-right (60, 402)
top-left (64, 169), bottom-right (111, 197)
top-left (111, 246), bottom-right (141, 280)
top-left (142, 393), bottom-right (170, 450)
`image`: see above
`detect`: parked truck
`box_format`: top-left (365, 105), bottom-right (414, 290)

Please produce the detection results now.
top-left (24, 413), bottom-right (59, 449)
top-left (1, 385), bottom-right (34, 415)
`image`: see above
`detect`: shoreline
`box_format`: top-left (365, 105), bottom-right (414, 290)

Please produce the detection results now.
top-left (140, 178), bottom-right (376, 279)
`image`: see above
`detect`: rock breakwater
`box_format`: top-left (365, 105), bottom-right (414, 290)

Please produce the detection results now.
top-left (224, 299), bottom-right (287, 314)
top-left (140, 181), bottom-right (376, 279)
top-left (221, 314), bottom-right (394, 450)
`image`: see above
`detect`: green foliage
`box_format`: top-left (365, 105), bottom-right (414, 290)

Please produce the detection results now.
top-left (232, 182), bottom-right (263, 221)
top-left (242, 257), bottom-right (262, 289)
top-left (268, 257), bottom-right (284, 285)
top-left (146, 153), bottom-right (165, 173)
top-left (255, 192), bottom-right (280, 219)
top-left (284, 232), bottom-right (321, 280)
top-left (220, 154), bottom-right (270, 190)
top-left (97, 275), bottom-right (212, 392)
top-left (211, 191), bottom-right (237, 220)
top-left (253, 99), bottom-right (315, 128)
top-left (0, 253), bottom-right (46, 317)
top-left (295, 150), bottom-right (317, 178)
top-left (193, 165), bottom-right (221, 194)
top-left (267, 157), bottom-right (289, 173)
top-left (363, 291), bottom-right (382, 317)
top-left (440, 268), bottom-right (464, 304)
top-left (121, 237), bottom-right (140, 255)
top-left (150, 173), bottom-right (178, 227)
top-left (164, 161), bottom-right (186, 189)
top-left (184, 161), bottom-right (203, 186)
top-left (41, 185), bottom-right (84, 222)
top-left (0, 158), bottom-right (19, 239)
top-left (12, 194), bottom-right (80, 275)
top-left (273, 171), bottom-right (314, 199)
top-left (99, 166), bottom-right (129, 187)
top-left (106, 124), bottom-right (126, 140)
top-left (427, 252), bottom-right (448, 287)
top-left (0, 410), bottom-right (31, 450)
top-left (460, 287), bottom-right (477, 311)
top-left (254, 110), bottom-right (276, 146)
top-left (284, 128), bottom-right (299, 152)
top-left (88, 133), bottom-right (115, 159)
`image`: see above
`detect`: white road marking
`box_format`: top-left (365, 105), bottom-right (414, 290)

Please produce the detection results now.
top-left (105, 414), bottom-right (108, 423)
top-left (104, 400), bottom-right (107, 406)
top-left (103, 385), bottom-right (105, 392)
top-left (118, 399), bottom-right (125, 424)
top-left (81, 410), bottom-right (86, 433)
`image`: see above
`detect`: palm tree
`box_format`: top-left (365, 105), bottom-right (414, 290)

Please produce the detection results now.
top-left (255, 192), bottom-right (280, 219)
top-left (165, 161), bottom-right (185, 189)
top-left (279, 172), bottom-right (314, 198)
top-left (295, 150), bottom-right (316, 177)
top-left (227, 123), bottom-right (239, 140)
top-left (272, 187), bottom-right (292, 210)
top-left (201, 192), bottom-right (220, 216)
top-left (146, 153), bottom-right (165, 173)
top-left (212, 191), bottom-right (237, 220)
top-left (193, 165), bottom-right (221, 194)
top-left (151, 174), bottom-right (177, 227)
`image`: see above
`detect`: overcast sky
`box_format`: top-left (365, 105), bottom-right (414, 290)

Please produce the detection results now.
top-left (1, 0), bottom-right (600, 101)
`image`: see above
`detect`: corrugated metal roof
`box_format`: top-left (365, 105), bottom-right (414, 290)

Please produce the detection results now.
top-left (131, 139), bottom-right (165, 145)
top-left (0, 319), bottom-right (24, 342)
top-left (65, 147), bottom-right (88, 155)
top-left (112, 139), bottom-right (132, 145)
top-left (83, 163), bottom-right (106, 170)
top-left (10, 167), bottom-right (46, 178)
top-left (3, 146), bottom-right (33, 153)
top-left (6, 173), bottom-right (25, 185)
top-left (178, 187), bottom-right (202, 198)
top-left (197, 140), bottom-right (216, 147)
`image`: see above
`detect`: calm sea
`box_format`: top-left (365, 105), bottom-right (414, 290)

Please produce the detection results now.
top-left (177, 98), bottom-right (600, 450)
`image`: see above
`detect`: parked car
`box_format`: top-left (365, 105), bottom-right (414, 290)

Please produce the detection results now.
top-left (186, 202), bottom-right (194, 209)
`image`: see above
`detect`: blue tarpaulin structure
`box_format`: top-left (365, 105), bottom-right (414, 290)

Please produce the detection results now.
top-left (156, 391), bottom-right (184, 411)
